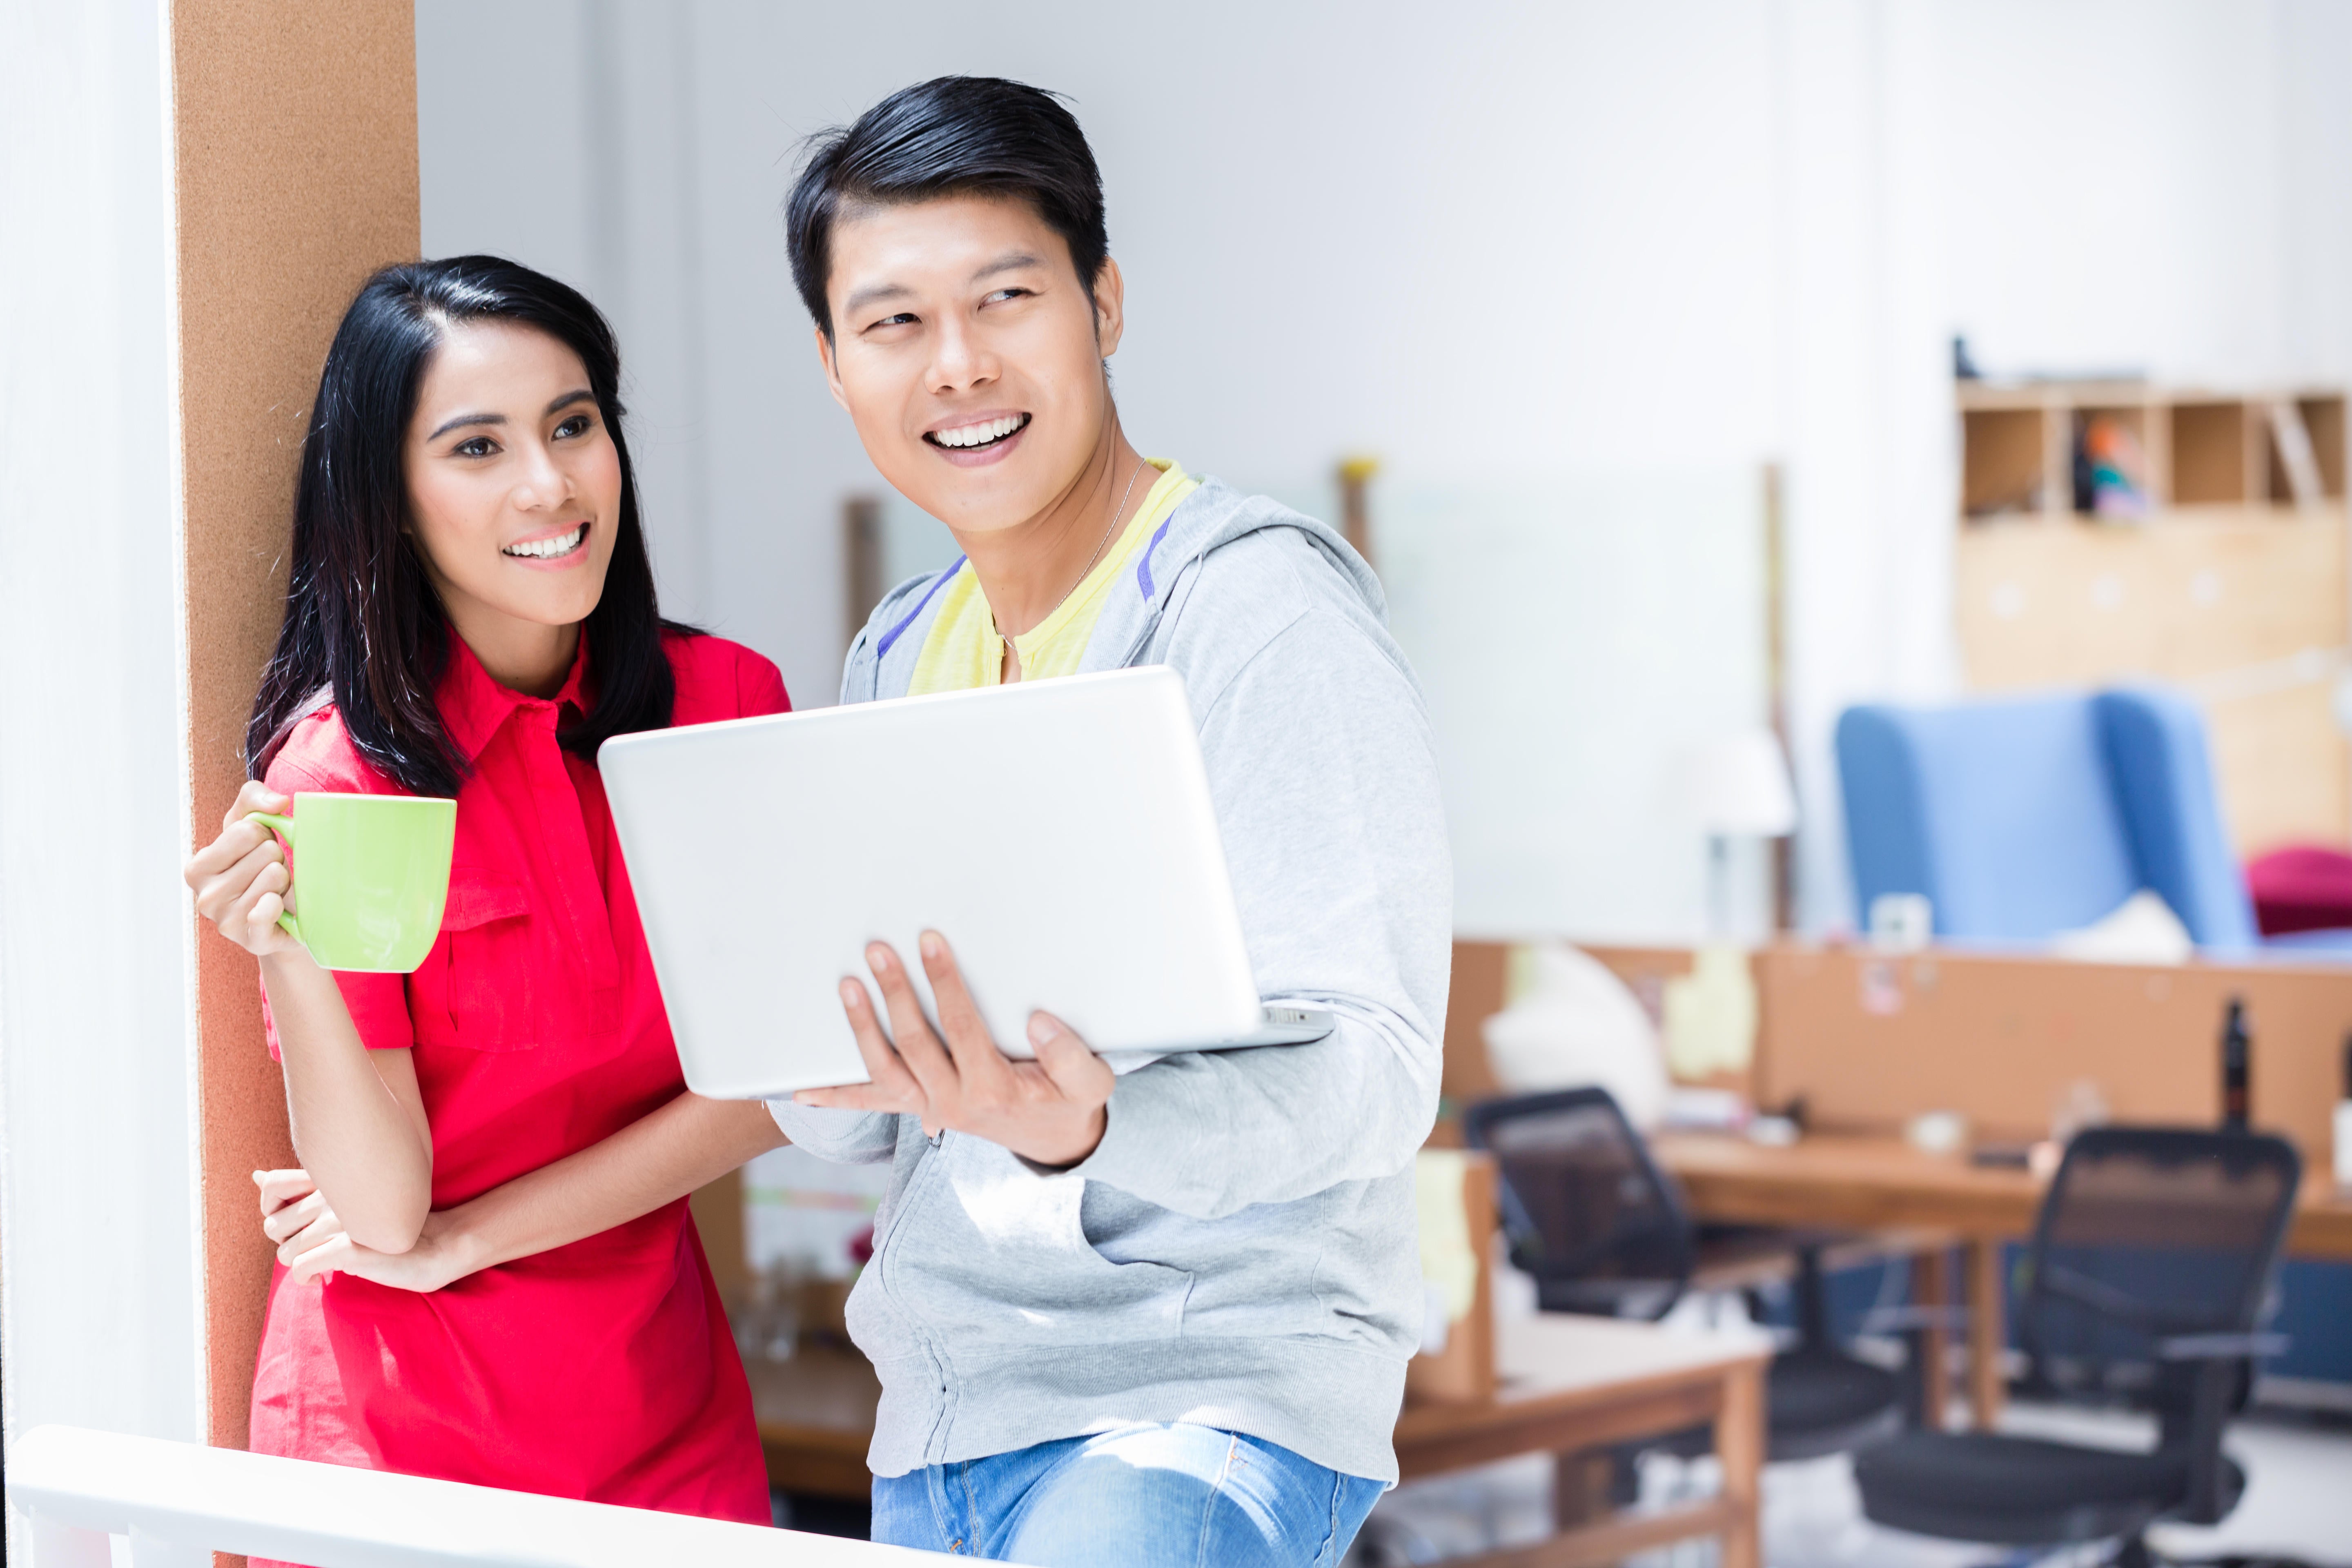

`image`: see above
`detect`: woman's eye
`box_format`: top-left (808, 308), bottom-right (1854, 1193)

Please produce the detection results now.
top-left (453, 436), bottom-right (499, 458)
top-left (553, 414), bottom-right (593, 439)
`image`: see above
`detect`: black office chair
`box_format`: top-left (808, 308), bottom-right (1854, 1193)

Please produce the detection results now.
top-left (1853, 1126), bottom-right (2302, 1567)
top-left (1463, 1087), bottom-right (1906, 1463)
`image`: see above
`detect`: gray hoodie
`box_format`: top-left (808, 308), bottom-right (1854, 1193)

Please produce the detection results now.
top-left (764, 476), bottom-right (1452, 1485)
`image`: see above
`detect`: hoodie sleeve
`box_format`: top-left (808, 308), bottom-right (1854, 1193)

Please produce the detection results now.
top-left (1069, 592), bottom-right (1452, 1219)
top-left (763, 1102), bottom-right (900, 1165)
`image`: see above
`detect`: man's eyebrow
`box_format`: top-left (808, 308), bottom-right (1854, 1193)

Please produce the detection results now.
top-left (843, 281), bottom-right (912, 318)
top-left (972, 252), bottom-right (1043, 283)
top-left (841, 254), bottom-right (1048, 322)
top-left (428, 410), bottom-right (504, 441)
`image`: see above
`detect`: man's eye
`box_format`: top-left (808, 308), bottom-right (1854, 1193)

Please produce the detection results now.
top-left (453, 436), bottom-right (499, 458)
top-left (553, 414), bottom-right (593, 439)
top-left (868, 312), bottom-right (918, 331)
top-left (984, 288), bottom-right (1033, 305)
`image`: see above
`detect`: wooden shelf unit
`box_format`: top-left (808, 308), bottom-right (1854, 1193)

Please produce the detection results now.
top-left (1953, 381), bottom-right (2352, 854)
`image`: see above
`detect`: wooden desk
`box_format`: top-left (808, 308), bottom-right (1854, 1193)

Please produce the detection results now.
top-left (750, 1345), bottom-right (883, 1502)
top-left (1395, 1313), bottom-right (1769, 1568)
top-left (755, 1318), bottom-right (1771, 1568)
top-left (1654, 1130), bottom-right (2352, 1429)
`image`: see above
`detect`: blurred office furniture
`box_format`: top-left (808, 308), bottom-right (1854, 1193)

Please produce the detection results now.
top-left (1392, 1311), bottom-right (1770, 1568)
top-left (2250, 843), bottom-right (2352, 935)
top-left (1836, 685), bottom-right (2352, 956)
top-left (1464, 1088), bottom-right (1908, 1463)
top-left (1853, 1127), bottom-right (2301, 1564)
top-left (1336, 454), bottom-right (1379, 567)
top-left (1390, 1152), bottom-right (1769, 1568)
top-left (1676, 726), bottom-right (1797, 941)
top-left (1956, 380), bottom-right (2350, 857)
top-left (1443, 941), bottom-right (2352, 1430)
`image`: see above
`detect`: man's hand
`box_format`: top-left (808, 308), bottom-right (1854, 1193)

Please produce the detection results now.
top-left (794, 932), bottom-right (1115, 1169)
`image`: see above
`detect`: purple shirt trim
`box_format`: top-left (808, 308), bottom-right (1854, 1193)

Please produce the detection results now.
top-left (1135, 520), bottom-right (1175, 601)
top-left (875, 557), bottom-right (967, 661)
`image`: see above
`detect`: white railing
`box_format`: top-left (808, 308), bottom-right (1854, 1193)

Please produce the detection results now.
top-left (7, 1425), bottom-right (946, 1567)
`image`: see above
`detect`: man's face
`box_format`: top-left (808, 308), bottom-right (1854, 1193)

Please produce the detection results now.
top-left (818, 192), bottom-right (1124, 535)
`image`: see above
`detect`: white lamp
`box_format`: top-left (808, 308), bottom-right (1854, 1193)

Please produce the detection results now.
top-left (1675, 728), bottom-right (1797, 938)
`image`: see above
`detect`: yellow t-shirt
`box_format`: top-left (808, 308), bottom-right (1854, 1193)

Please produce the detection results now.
top-left (908, 460), bottom-right (1199, 695)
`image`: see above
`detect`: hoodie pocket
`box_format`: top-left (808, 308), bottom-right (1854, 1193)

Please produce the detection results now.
top-left (886, 1134), bottom-right (1194, 1349)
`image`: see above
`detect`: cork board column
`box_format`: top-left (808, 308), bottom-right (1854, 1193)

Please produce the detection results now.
top-left (168, 0), bottom-right (419, 1460)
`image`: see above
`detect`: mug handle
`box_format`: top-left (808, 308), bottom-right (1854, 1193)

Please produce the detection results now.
top-left (245, 811), bottom-right (303, 945)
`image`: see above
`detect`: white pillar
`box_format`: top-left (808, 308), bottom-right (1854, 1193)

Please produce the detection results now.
top-left (0, 0), bottom-right (207, 1520)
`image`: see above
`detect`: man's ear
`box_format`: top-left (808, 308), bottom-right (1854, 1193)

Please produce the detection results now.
top-left (1092, 256), bottom-right (1129, 360)
top-left (815, 324), bottom-right (850, 412)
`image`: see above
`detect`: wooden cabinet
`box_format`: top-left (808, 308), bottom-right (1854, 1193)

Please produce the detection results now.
top-left (1956, 381), bottom-right (2350, 853)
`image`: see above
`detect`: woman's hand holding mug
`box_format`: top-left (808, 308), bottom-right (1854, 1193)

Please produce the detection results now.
top-left (187, 782), bottom-right (305, 960)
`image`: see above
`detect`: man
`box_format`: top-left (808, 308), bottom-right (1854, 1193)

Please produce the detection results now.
top-left (766, 76), bottom-right (1450, 1568)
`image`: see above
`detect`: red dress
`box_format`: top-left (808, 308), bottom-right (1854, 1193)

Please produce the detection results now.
top-left (248, 630), bottom-right (785, 1533)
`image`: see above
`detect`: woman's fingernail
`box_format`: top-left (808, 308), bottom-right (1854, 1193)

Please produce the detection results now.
top-left (1029, 1014), bottom-right (1059, 1047)
top-left (921, 932), bottom-right (943, 961)
top-left (840, 980), bottom-right (861, 1008)
top-left (869, 945), bottom-right (892, 973)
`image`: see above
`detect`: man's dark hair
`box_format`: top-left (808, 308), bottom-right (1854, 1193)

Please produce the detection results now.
top-left (248, 255), bottom-right (689, 797)
top-left (785, 76), bottom-right (1108, 340)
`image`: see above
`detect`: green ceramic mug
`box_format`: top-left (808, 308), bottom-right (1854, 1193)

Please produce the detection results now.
top-left (246, 793), bottom-right (459, 972)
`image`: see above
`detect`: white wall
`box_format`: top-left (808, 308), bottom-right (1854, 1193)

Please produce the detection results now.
top-left (0, 0), bottom-right (205, 1484)
top-left (418, 0), bottom-right (2352, 937)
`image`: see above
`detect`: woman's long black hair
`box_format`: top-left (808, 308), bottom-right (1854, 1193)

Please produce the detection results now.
top-left (248, 255), bottom-right (686, 797)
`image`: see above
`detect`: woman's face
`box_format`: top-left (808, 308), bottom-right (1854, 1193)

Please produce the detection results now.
top-left (402, 319), bottom-right (621, 639)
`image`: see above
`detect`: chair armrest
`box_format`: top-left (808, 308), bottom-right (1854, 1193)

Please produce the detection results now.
top-left (2155, 1333), bottom-right (2287, 1361)
top-left (1858, 1304), bottom-right (1967, 1333)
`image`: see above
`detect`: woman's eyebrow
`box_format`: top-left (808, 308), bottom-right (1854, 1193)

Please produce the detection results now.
top-left (545, 389), bottom-right (595, 415)
top-left (428, 410), bottom-right (504, 441)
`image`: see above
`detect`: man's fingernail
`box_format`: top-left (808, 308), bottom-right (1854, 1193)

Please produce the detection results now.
top-left (1030, 1014), bottom-right (1059, 1046)
top-left (869, 945), bottom-right (892, 973)
top-left (840, 980), bottom-right (861, 1007)
top-left (921, 932), bottom-right (942, 960)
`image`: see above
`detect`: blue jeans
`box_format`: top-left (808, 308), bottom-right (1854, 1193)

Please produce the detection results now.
top-left (869, 1423), bottom-right (1385, 1566)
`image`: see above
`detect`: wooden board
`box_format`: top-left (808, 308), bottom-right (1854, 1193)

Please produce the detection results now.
top-left (1753, 946), bottom-right (2352, 1163)
top-left (1954, 507), bottom-right (2350, 851)
top-left (169, 0), bottom-right (420, 1477)
top-left (1446, 939), bottom-right (2352, 1186)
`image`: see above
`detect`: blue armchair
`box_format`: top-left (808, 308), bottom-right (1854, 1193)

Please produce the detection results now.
top-left (1835, 687), bottom-right (2348, 957)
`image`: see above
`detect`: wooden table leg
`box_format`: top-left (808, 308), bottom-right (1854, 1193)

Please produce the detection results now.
top-left (1552, 1449), bottom-right (1615, 1530)
top-left (1963, 1236), bottom-right (2006, 1430)
top-left (1715, 1358), bottom-right (1765, 1568)
top-left (1913, 1245), bottom-right (1950, 1431)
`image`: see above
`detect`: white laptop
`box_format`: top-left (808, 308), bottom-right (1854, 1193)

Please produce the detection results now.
top-left (599, 665), bottom-right (1333, 1098)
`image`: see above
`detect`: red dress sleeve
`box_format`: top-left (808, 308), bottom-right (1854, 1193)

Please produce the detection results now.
top-left (256, 713), bottom-right (417, 1058)
top-left (733, 645), bottom-right (791, 719)
top-left (660, 630), bottom-right (791, 723)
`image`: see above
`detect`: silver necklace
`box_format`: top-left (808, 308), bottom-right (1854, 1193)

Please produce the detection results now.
top-left (996, 453), bottom-right (1150, 649)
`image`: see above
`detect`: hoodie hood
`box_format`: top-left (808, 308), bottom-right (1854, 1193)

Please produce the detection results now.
top-left (842, 476), bottom-right (1385, 704)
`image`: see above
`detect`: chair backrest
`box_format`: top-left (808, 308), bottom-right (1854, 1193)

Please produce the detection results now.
top-left (2094, 688), bottom-right (2261, 950)
top-left (2017, 1125), bottom-right (2301, 1411)
top-left (1836, 687), bottom-right (2259, 947)
top-left (1461, 1087), bottom-right (1694, 1319)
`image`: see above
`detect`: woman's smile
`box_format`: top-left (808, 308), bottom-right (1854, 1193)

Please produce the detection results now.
top-left (500, 521), bottom-right (593, 566)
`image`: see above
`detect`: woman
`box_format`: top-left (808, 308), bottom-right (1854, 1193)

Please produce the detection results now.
top-left (182, 256), bottom-right (788, 1533)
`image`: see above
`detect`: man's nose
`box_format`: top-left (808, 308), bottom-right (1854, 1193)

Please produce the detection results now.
top-left (927, 316), bottom-right (997, 394)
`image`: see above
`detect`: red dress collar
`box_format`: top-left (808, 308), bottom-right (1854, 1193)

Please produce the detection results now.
top-left (436, 628), bottom-right (595, 762)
